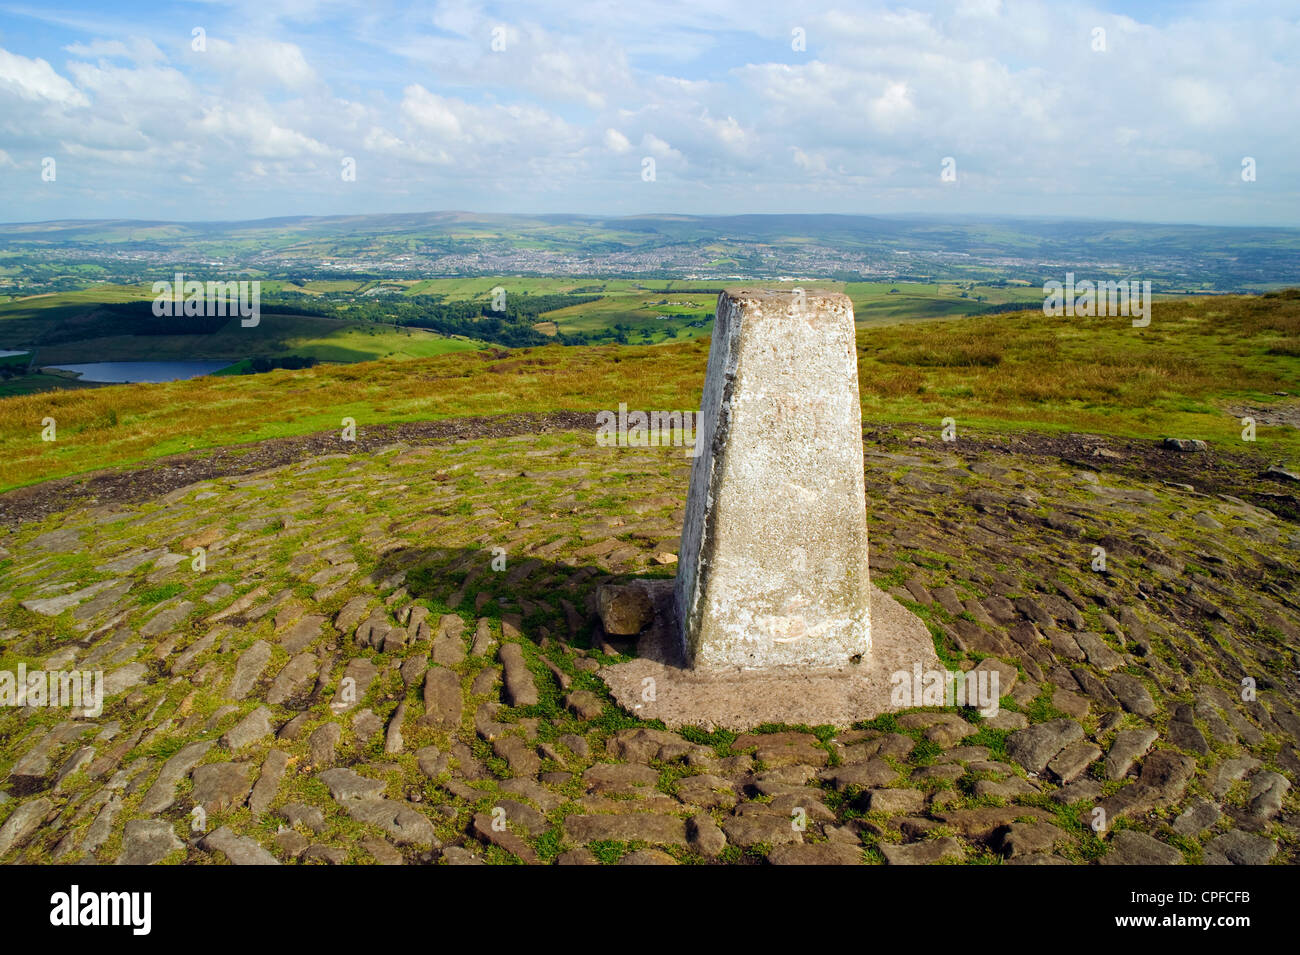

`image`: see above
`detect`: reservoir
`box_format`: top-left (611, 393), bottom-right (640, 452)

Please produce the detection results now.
top-left (44, 360), bottom-right (234, 383)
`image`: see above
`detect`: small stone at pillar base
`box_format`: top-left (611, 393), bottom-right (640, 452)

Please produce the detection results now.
top-left (599, 580), bottom-right (940, 731)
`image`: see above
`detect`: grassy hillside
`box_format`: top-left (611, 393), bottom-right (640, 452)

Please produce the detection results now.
top-left (0, 292), bottom-right (1295, 491)
top-left (30, 317), bottom-right (479, 365)
top-left (0, 283), bottom-right (481, 370)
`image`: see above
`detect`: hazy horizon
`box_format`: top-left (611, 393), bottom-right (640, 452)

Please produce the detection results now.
top-left (4, 208), bottom-right (1300, 231)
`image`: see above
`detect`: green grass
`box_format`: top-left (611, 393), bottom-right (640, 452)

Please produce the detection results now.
top-left (0, 371), bottom-right (101, 397)
top-left (1, 291), bottom-right (1297, 490)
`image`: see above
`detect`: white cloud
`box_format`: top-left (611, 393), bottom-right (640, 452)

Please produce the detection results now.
top-left (792, 146), bottom-right (829, 175)
top-left (1163, 77), bottom-right (1235, 128)
top-left (701, 113), bottom-right (748, 150)
top-left (401, 86), bottom-right (467, 141)
top-left (195, 104), bottom-right (332, 159)
top-left (0, 48), bottom-right (88, 106)
top-left (201, 38), bottom-right (320, 91)
top-left (641, 133), bottom-right (681, 161)
top-left (64, 39), bottom-right (130, 59)
top-left (604, 128), bottom-right (632, 152)
top-left (64, 37), bottom-right (165, 63)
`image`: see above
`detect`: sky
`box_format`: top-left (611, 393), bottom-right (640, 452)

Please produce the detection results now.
top-left (0, 0), bottom-right (1296, 226)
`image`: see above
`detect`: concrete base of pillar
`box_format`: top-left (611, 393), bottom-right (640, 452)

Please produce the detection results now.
top-left (599, 580), bottom-right (941, 731)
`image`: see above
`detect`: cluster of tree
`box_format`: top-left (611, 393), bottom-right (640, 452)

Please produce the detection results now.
top-left (86, 301), bottom-right (329, 337)
top-left (99, 300), bottom-right (234, 334)
top-left (239, 355), bottom-right (318, 373)
top-left (973, 301), bottom-right (1039, 316)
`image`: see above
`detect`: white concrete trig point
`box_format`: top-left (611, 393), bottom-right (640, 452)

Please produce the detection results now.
top-left (599, 288), bottom-right (938, 730)
top-left (676, 288), bottom-right (872, 670)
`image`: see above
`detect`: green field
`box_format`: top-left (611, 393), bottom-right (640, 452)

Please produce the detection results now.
top-left (378, 277), bottom-right (1051, 344)
top-left (844, 281), bottom-right (1041, 322)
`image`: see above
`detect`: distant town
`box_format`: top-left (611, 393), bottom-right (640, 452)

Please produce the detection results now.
top-left (3, 212), bottom-right (1296, 295)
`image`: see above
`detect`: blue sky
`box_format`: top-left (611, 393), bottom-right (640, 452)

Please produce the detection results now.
top-left (0, 0), bottom-right (1296, 225)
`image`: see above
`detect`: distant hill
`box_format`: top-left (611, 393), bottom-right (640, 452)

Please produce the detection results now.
top-left (2, 212), bottom-right (1298, 294)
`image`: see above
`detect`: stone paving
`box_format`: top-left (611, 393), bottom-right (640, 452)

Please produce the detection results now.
top-left (0, 425), bottom-right (1296, 864)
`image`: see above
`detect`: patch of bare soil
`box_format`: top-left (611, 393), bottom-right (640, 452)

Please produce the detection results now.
top-left (865, 425), bottom-right (1299, 522)
top-left (1226, 399), bottom-right (1300, 429)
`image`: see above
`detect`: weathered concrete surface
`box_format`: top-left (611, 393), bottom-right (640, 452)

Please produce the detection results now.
top-left (602, 579), bottom-right (940, 730)
top-left (676, 288), bottom-right (872, 670)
